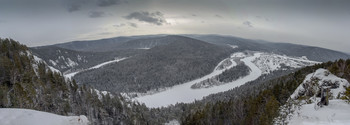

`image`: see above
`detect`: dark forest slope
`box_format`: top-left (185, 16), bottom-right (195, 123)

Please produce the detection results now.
top-left (74, 35), bottom-right (234, 93)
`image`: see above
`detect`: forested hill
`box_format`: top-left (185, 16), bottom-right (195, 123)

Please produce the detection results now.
top-left (0, 38), bottom-right (154, 124)
top-left (30, 45), bottom-right (143, 73)
top-left (74, 35), bottom-right (234, 93)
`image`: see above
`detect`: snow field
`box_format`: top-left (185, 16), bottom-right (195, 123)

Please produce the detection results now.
top-left (0, 108), bottom-right (89, 125)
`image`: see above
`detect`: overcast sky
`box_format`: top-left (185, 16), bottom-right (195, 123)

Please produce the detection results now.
top-left (0, 0), bottom-right (349, 53)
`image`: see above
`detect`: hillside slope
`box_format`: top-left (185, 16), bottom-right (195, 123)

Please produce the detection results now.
top-left (74, 35), bottom-right (233, 93)
top-left (0, 38), bottom-right (154, 125)
top-left (30, 46), bottom-right (143, 73)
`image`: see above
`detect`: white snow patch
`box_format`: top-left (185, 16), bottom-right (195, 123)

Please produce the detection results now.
top-left (59, 56), bottom-right (65, 60)
top-left (227, 44), bottom-right (238, 49)
top-left (94, 89), bottom-right (114, 100)
top-left (134, 52), bottom-right (262, 108)
top-left (33, 55), bottom-right (42, 63)
top-left (164, 120), bottom-right (180, 125)
top-left (137, 48), bottom-right (151, 50)
top-left (49, 59), bottom-right (57, 66)
top-left (90, 58), bottom-right (127, 69)
top-left (0, 108), bottom-right (89, 125)
top-left (49, 66), bottom-right (61, 73)
top-left (19, 51), bottom-right (25, 56)
top-left (64, 57), bottom-right (128, 79)
top-left (66, 58), bottom-right (78, 68)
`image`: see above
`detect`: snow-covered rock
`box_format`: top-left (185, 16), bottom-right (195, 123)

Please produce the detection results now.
top-left (0, 108), bottom-right (89, 125)
top-left (275, 68), bottom-right (350, 125)
top-left (291, 68), bottom-right (349, 100)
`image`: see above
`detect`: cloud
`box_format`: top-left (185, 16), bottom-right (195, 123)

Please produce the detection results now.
top-left (63, 0), bottom-right (86, 12)
top-left (97, 0), bottom-right (124, 7)
top-left (243, 21), bottom-right (253, 27)
top-left (67, 4), bottom-right (81, 12)
top-left (113, 22), bottom-right (137, 28)
top-left (215, 14), bottom-right (223, 18)
top-left (89, 11), bottom-right (105, 18)
top-left (128, 22), bottom-right (138, 28)
top-left (114, 23), bottom-right (126, 27)
top-left (192, 14), bottom-right (197, 17)
top-left (124, 11), bottom-right (167, 25)
top-left (255, 16), bottom-right (269, 21)
top-left (64, 0), bottom-right (125, 12)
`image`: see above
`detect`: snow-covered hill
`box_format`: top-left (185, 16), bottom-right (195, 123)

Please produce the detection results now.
top-left (0, 108), bottom-right (89, 125)
top-left (275, 68), bottom-right (350, 125)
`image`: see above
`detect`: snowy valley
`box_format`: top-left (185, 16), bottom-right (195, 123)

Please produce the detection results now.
top-left (1, 35), bottom-right (350, 125)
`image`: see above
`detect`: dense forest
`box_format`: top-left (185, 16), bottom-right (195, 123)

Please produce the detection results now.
top-left (0, 38), bottom-right (154, 124)
top-left (74, 36), bottom-right (234, 93)
top-left (191, 63), bottom-right (250, 89)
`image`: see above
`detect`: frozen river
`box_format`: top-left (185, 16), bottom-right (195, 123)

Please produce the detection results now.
top-left (134, 52), bottom-right (262, 108)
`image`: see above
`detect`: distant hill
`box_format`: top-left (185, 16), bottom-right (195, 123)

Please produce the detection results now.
top-left (48, 34), bottom-right (349, 62)
top-left (54, 35), bottom-right (167, 52)
top-left (186, 34), bottom-right (350, 62)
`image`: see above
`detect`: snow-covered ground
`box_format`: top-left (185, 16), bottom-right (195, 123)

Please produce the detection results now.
top-left (134, 52), bottom-right (262, 108)
top-left (0, 108), bottom-right (89, 125)
top-left (164, 120), bottom-right (180, 125)
top-left (65, 57), bottom-right (127, 79)
top-left (288, 100), bottom-right (350, 125)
